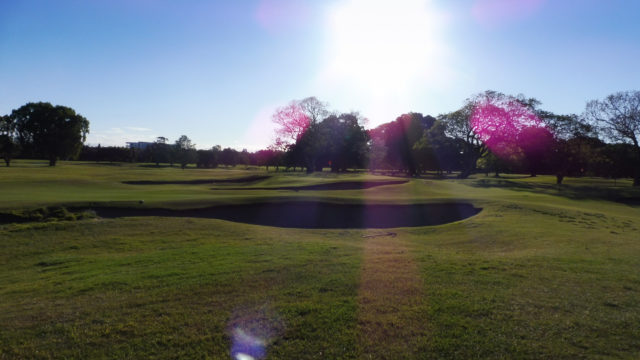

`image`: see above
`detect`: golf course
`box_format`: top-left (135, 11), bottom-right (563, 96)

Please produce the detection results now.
top-left (1, 160), bottom-right (639, 359)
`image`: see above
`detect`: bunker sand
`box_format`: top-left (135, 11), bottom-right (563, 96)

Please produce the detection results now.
top-left (88, 202), bottom-right (481, 229)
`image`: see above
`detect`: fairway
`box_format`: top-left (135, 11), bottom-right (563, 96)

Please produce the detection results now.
top-left (1, 161), bottom-right (640, 359)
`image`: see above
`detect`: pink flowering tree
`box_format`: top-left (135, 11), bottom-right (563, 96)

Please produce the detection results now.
top-left (470, 91), bottom-right (555, 176)
top-left (272, 102), bottom-right (310, 149)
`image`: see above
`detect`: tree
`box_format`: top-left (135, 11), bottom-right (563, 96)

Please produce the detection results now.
top-left (0, 114), bottom-right (19, 166)
top-left (535, 112), bottom-right (594, 184)
top-left (79, 145), bottom-right (132, 163)
top-left (271, 97), bottom-right (329, 151)
top-left (12, 102), bottom-right (89, 166)
top-left (413, 119), bottom-right (460, 175)
top-left (439, 102), bottom-right (487, 178)
top-left (517, 125), bottom-right (555, 177)
top-left (196, 146), bottom-right (220, 168)
top-left (220, 147), bottom-right (239, 167)
top-left (150, 136), bottom-right (170, 166)
top-left (551, 135), bottom-right (605, 184)
top-left (291, 112), bottom-right (369, 173)
top-left (272, 102), bottom-right (311, 149)
top-left (174, 135), bottom-right (197, 169)
top-left (373, 112), bottom-right (434, 175)
top-left (441, 90), bottom-right (561, 178)
top-left (298, 96), bottom-right (329, 123)
top-left (321, 113), bottom-right (369, 172)
top-left (254, 148), bottom-right (283, 171)
top-left (585, 91), bottom-right (640, 186)
top-left (238, 149), bottom-right (251, 168)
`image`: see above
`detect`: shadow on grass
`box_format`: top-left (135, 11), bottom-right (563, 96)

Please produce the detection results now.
top-left (469, 178), bottom-right (640, 205)
top-left (88, 202), bottom-right (481, 229)
top-left (211, 180), bottom-right (408, 191)
top-left (123, 175), bottom-right (270, 185)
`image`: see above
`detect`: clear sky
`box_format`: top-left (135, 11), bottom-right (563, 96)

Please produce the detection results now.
top-left (1, 0), bottom-right (639, 150)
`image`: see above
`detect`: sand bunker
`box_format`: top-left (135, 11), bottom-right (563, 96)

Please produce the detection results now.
top-left (123, 175), bottom-right (270, 185)
top-left (210, 180), bottom-right (408, 191)
top-left (90, 202), bottom-right (481, 229)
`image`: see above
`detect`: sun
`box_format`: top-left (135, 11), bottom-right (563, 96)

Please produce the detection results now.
top-left (318, 0), bottom-right (449, 124)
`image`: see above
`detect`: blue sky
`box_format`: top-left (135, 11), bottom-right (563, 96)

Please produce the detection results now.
top-left (1, 0), bottom-right (639, 149)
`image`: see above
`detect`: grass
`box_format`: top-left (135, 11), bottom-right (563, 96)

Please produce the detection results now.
top-left (1, 160), bottom-right (640, 358)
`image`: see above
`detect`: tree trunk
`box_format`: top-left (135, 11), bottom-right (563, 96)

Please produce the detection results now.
top-left (633, 143), bottom-right (640, 186)
top-left (458, 169), bottom-right (472, 179)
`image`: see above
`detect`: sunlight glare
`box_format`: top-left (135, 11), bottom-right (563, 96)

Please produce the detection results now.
top-left (319, 0), bottom-right (449, 126)
top-left (325, 0), bottom-right (445, 88)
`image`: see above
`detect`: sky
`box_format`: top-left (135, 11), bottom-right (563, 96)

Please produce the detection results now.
top-left (1, 0), bottom-right (639, 150)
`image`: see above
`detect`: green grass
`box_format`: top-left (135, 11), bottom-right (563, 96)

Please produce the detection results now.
top-left (1, 160), bottom-right (640, 358)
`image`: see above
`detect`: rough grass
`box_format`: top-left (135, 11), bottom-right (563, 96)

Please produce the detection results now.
top-left (1, 160), bottom-right (640, 358)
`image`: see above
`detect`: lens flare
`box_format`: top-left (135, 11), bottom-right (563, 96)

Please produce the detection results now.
top-left (231, 328), bottom-right (266, 360)
top-left (228, 305), bottom-right (283, 360)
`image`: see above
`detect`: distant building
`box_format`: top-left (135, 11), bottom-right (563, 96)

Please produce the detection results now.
top-left (126, 141), bottom-right (153, 150)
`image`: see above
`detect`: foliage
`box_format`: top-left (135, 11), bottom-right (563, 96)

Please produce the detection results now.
top-left (293, 113), bottom-right (369, 173)
top-left (0, 114), bottom-right (19, 166)
top-left (220, 147), bottom-right (239, 167)
top-left (413, 120), bottom-right (460, 174)
top-left (438, 99), bottom-right (487, 178)
top-left (174, 135), bottom-right (197, 169)
top-left (79, 145), bottom-right (133, 163)
top-left (196, 146), bottom-right (220, 168)
top-left (585, 91), bottom-right (640, 185)
top-left (374, 112), bottom-right (435, 176)
top-left (11, 102), bottom-right (89, 166)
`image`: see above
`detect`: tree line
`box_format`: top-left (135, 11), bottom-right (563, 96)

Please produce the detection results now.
top-left (77, 140), bottom-right (283, 170)
top-left (265, 93), bottom-right (639, 186)
top-left (2, 91), bottom-right (639, 186)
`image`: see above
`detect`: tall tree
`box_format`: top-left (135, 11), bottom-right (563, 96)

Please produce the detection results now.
top-left (150, 136), bottom-right (170, 166)
top-left (517, 125), bottom-right (555, 177)
top-left (535, 112), bottom-right (594, 184)
top-left (413, 119), bottom-right (460, 175)
top-left (585, 90), bottom-right (640, 186)
top-left (293, 113), bottom-right (369, 173)
top-left (298, 97), bottom-right (329, 124)
top-left (12, 102), bottom-right (89, 166)
top-left (321, 113), bottom-right (369, 172)
top-left (380, 112), bottom-right (434, 176)
top-left (439, 102), bottom-right (487, 178)
top-left (220, 147), bottom-right (239, 167)
top-left (271, 97), bottom-right (329, 151)
top-left (441, 90), bottom-right (559, 178)
top-left (0, 114), bottom-right (19, 166)
top-left (174, 135), bottom-right (197, 169)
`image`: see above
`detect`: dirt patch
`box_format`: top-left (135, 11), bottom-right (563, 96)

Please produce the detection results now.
top-left (123, 175), bottom-right (270, 185)
top-left (87, 202), bottom-right (480, 229)
top-left (211, 180), bottom-right (408, 191)
top-left (358, 234), bottom-right (425, 358)
top-left (0, 207), bottom-right (95, 224)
